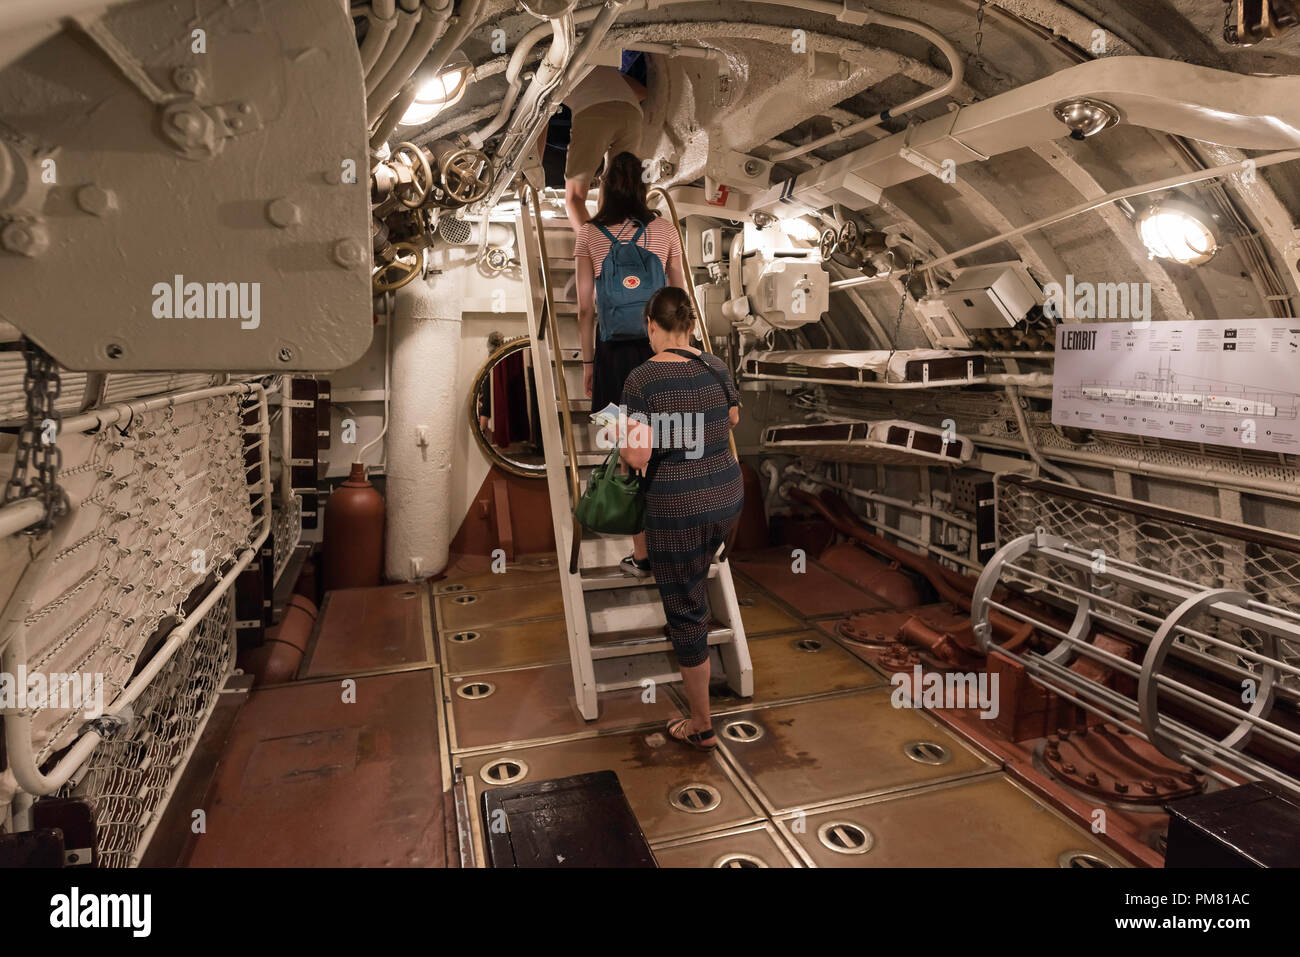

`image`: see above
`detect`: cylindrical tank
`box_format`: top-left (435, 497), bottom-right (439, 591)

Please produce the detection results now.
top-left (324, 462), bottom-right (386, 590)
top-left (237, 594), bottom-right (318, 685)
top-left (386, 274), bottom-right (461, 581)
top-left (820, 542), bottom-right (922, 609)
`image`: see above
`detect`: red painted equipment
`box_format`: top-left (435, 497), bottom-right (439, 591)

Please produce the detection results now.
top-left (819, 542), bottom-right (921, 608)
top-left (323, 462), bottom-right (386, 590)
top-left (238, 594), bottom-right (318, 685)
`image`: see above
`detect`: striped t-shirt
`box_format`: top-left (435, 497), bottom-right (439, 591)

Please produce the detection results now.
top-left (574, 216), bottom-right (682, 278)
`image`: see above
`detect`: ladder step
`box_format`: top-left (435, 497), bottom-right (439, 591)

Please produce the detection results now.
top-left (579, 561), bottom-right (722, 591)
top-left (581, 564), bottom-right (656, 590)
top-left (589, 624), bottom-right (733, 660)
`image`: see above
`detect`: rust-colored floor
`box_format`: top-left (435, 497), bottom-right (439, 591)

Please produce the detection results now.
top-left (179, 546), bottom-right (1136, 868)
top-left (185, 668), bottom-right (446, 868)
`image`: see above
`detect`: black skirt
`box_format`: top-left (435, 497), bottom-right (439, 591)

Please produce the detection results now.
top-left (592, 336), bottom-right (652, 412)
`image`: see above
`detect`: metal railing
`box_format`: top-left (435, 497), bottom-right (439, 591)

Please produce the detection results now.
top-left (1, 381), bottom-right (272, 797)
top-left (523, 186), bottom-right (585, 572)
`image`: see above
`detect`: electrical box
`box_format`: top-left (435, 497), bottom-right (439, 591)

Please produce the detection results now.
top-left (744, 253), bottom-right (828, 330)
top-left (696, 281), bottom-right (731, 336)
top-left (941, 261), bottom-right (1043, 330)
top-left (701, 227), bottom-right (725, 264)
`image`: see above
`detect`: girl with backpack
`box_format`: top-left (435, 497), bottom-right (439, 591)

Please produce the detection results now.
top-left (574, 150), bottom-right (685, 578)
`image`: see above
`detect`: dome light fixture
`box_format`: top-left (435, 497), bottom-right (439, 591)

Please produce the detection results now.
top-left (1052, 97), bottom-right (1122, 140)
top-left (399, 51), bottom-right (472, 128)
top-left (1136, 197), bottom-right (1218, 266)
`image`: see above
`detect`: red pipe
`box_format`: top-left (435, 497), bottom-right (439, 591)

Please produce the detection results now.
top-left (790, 487), bottom-right (1034, 650)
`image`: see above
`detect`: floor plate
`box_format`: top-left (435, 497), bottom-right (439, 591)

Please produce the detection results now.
top-left (703, 630), bottom-right (885, 714)
top-left (459, 731), bottom-right (764, 844)
top-left (434, 554), bottom-right (560, 594)
top-left (716, 688), bottom-right (998, 815)
top-left (187, 669), bottom-right (445, 867)
top-left (733, 580), bottom-right (805, 636)
top-left (446, 663), bottom-right (679, 752)
top-left (775, 774), bottom-right (1126, 868)
top-left (651, 821), bottom-right (801, 868)
top-left (300, 583), bottom-right (430, 678)
top-left (441, 617), bottom-right (570, 675)
top-left (437, 582), bottom-right (565, 630)
top-left (734, 552), bottom-right (892, 618)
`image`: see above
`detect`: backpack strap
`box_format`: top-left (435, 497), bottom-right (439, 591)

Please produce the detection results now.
top-left (627, 219), bottom-right (647, 246)
top-left (592, 222), bottom-right (619, 245)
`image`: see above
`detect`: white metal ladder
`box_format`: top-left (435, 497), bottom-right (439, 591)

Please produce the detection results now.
top-left (516, 186), bottom-right (752, 720)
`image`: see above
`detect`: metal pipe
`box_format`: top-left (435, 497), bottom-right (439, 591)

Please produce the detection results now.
top-left (366, 0), bottom-right (456, 123)
top-left (769, 9), bottom-right (964, 162)
top-left (1005, 384), bottom-right (1079, 486)
top-left (359, 0), bottom-right (398, 78)
top-left (365, 3), bottom-right (418, 97)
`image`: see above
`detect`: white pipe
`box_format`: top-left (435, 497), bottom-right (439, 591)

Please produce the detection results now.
top-left (0, 499), bottom-right (45, 538)
top-left (770, 9), bottom-right (963, 162)
top-left (359, 0), bottom-right (398, 78)
top-left (365, 3), bottom-right (418, 97)
top-left (489, 13), bottom-right (577, 163)
top-left (469, 0), bottom-right (942, 152)
top-left (468, 11), bottom-right (592, 149)
top-left (358, 292), bottom-right (394, 464)
top-left (366, 0), bottom-right (457, 122)
top-left (618, 40), bottom-right (727, 71)
top-left (1005, 384), bottom-right (1079, 487)
top-left (3, 384), bottom-right (272, 796)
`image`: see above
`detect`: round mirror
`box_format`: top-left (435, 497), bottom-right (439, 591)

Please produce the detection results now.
top-left (469, 337), bottom-right (546, 478)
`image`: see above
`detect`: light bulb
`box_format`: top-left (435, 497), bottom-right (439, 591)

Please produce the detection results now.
top-left (1136, 198), bottom-right (1217, 266)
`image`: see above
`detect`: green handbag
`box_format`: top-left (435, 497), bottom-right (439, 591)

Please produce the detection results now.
top-left (575, 448), bottom-right (646, 534)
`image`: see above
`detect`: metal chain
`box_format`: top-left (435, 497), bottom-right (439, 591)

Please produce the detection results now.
top-left (973, 0), bottom-right (989, 70)
top-left (892, 258), bottom-right (918, 346)
top-left (3, 337), bottom-right (70, 534)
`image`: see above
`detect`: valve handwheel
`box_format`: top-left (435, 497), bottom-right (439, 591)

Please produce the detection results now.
top-left (818, 228), bottom-right (838, 260)
top-left (440, 148), bottom-right (492, 205)
top-left (392, 141), bottom-right (433, 209)
top-left (372, 241), bottom-right (423, 292)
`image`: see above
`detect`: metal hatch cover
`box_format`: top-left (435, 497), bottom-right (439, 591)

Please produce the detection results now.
top-left (0, 0), bottom-right (372, 371)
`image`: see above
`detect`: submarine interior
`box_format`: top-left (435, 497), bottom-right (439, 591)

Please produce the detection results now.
top-left (1, 0), bottom-right (1300, 887)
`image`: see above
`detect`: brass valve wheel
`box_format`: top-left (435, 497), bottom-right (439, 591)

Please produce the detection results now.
top-left (392, 141), bottom-right (433, 209)
top-left (372, 241), bottom-right (422, 292)
top-left (439, 148), bottom-right (493, 205)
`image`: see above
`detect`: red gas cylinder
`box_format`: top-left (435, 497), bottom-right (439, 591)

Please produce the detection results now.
top-left (820, 542), bottom-right (922, 609)
top-left (323, 462), bottom-right (385, 590)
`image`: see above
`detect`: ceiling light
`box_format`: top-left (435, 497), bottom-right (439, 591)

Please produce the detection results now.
top-left (399, 52), bottom-right (472, 127)
top-left (1053, 98), bottom-right (1121, 140)
top-left (1136, 197), bottom-right (1218, 266)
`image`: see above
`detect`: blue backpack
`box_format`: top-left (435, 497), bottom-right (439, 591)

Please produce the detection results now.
top-left (593, 220), bottom-right (666, 341)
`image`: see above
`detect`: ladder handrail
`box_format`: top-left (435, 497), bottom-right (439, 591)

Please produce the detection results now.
top-left (522, 186), bottom-right (585, 573)
top-left (647, 185), bottom-right (740, 465)
top-left (523, 186), bottom-right (582, 506)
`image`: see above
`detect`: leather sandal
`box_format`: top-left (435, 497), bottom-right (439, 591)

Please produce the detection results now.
top-left (667, 717), bottom-right (716, 752)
